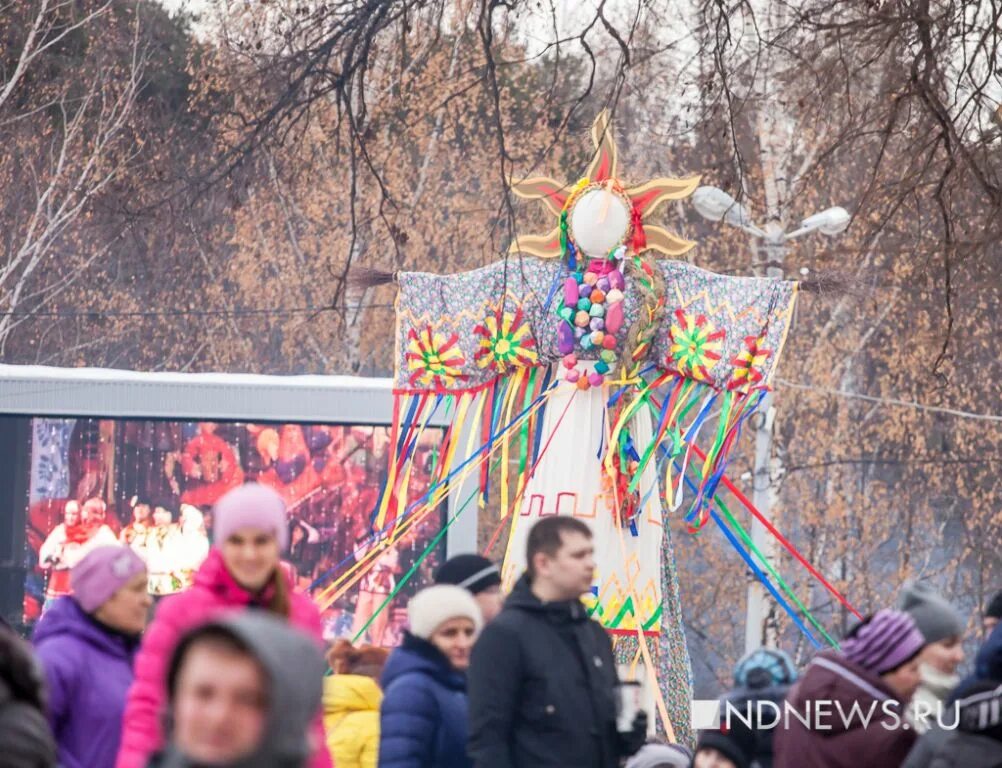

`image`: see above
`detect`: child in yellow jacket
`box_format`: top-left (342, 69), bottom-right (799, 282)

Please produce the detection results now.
top-left (323, 640), bottom-right (389, 768)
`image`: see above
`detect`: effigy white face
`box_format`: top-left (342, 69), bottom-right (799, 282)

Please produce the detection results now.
top-left (570, 187), bottom-right (631, 259)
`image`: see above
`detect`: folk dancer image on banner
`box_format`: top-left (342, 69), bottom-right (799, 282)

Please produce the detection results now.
top-left (38, 500), bottom-right (86, 605)
top-left (39, 498), bottom-right (118, 607)
top-left (120, 497), bottom-right (153, 557)
top-left (177, 504), bottom-right (211, 587)
top-left (350, 532), bottom-right (401, 646)
top-left (144, 503), bottom-right (185, 596)
top-left (139, 501), bottom-right (210, 596)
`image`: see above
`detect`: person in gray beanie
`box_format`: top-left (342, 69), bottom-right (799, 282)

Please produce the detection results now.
top-left (898, 581), bottom-right (966, 733)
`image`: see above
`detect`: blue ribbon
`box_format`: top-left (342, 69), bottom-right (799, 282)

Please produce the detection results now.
top-left (666, 450), bottom-right (822, 649)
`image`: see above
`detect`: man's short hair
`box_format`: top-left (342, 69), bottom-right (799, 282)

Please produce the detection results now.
top-left (166, 624), bottom-right (255, 700)
top-left (526, 517), bottom-right (592, 578)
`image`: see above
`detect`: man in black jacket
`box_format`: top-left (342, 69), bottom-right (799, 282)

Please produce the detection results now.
top-left (468, 516), bottom-right (647, 768)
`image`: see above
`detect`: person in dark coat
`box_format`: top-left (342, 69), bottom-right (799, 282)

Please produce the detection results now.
top-left (722, 647), bottom-right (798, 768)
top-left (773, 609), bottom-right (927, 768)
top-left (903, 679), bottom-right (1002, 768)
top-left (952, 620), bottom-right (1002, 703)
top-left (435, 554), bottom-right (503, 624)
top-left (904, 622), bottom-right (1002, 768)
top-left (146, 611), bottom-right (325, 768)
top-left (467, 517), bottom-right (647, 768)
top-left (983, 590), bottom-right (1002, 637)
top-left (0, 624), bottom-right (57, 767)
top-left (693, 716), bottom-right (757, 768)
top-left (379, 584), bottom-right (483, 768)
top-left (33, 546), bottom-right (150, 768)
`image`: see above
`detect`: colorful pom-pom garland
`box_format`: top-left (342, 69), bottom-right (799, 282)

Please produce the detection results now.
top-left (555, 246), bottom-right (628, 388)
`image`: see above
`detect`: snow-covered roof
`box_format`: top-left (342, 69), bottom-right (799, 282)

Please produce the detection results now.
top-left (0, 364), bottom-right (419, 424)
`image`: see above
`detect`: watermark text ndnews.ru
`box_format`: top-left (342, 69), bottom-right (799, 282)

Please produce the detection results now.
top-left (721, 699), bottom-right (960, 732)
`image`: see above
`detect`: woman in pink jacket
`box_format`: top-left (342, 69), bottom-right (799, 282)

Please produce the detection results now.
top-left (116, 484), bottom-right (332, 768)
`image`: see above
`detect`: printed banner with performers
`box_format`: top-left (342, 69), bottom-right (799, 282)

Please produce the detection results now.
top-left (21, 416), bottom-right (446, 647)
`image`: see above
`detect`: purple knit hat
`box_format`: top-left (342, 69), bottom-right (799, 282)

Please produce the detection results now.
top-left (71, 545), bottom-right (147, 613)
top-left (213, 483), bottom-right (289, 551)
top-left (842, 609), bottom-right (926, 675)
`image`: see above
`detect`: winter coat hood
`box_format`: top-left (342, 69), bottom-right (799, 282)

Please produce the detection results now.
top-left (951, 622), bottom-right (1002, 703)
top-left (0, 676), bottom-right (57, 768)
top-left (974, 623), bottom-right (1002, 680)
top-left (154, 612), bottom-right (324, 768)
top-left (323, 673), bottom-right (381, 717)
top-left (322, 675), bottom-right (381, 768)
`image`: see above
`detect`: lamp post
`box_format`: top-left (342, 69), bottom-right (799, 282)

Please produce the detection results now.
top-left (691, 186), bottom-right (849, 654)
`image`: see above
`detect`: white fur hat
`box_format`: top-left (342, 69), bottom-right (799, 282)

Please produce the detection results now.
top-left (407, 584), bottom-right (483, 640)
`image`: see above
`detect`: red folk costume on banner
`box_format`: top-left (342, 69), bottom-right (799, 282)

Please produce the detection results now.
top-left (38, 521), bottom-right (91, 600)
top-left (179, 426), bottom-right (244, 508)
top-left (257, 425), bottom-right (324, 508)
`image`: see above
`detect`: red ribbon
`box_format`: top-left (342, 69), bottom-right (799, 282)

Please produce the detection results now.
top-left (688, 442), bottom-right (864, 621)
top-left (631, 204), bottom-right (647, 252)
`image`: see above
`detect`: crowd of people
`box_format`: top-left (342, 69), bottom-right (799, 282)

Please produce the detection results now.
top-left (672, 584), bottom-right (1002, 768)
top-left (1, 484), bottom-right (1000, 768)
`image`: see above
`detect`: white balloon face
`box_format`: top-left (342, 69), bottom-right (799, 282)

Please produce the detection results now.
top-left (569, 188), bottom-right (631, 259)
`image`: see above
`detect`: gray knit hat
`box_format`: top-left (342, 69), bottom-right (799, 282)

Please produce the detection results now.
top-left (898, 581), bottom-right (965, 644)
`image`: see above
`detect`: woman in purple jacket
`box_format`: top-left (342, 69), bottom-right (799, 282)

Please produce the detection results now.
top-left (774, 609), bottom-right (928, 768)
top-left (33, 545), bottom-right (150, 768)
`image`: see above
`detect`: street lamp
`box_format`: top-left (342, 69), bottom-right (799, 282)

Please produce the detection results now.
top-left (693, 186), bottom-right (850, 242)
top-left (692, 187), bottom-right (764, 236)
top-left (691, 185), bottom-right (850, 654)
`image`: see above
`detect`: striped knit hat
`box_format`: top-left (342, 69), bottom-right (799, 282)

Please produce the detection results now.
top-left (842, 609), bottom-right (926, 675)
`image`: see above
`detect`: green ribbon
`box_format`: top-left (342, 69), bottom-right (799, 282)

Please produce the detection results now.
top-left (350, 455), bottom-right (503, 646)
top-left (717, 498), bottom-right (840, 648)
top-left (517, 368), bottom-right (537, 487)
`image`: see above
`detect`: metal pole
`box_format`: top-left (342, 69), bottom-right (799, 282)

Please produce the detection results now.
top-left (743, 224), bottom-right (786, 654)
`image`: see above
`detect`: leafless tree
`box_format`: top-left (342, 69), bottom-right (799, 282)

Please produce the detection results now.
top-left (0, 0), bottom-right (148, 351)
